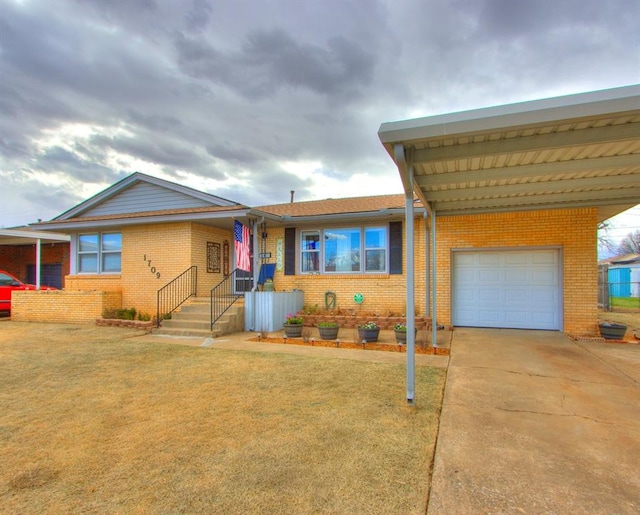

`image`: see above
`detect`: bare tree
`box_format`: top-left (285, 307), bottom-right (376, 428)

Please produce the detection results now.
top-left (617, 230), bottom-right (640, 254)
top-left (597, 221), bottom-right (617, 255)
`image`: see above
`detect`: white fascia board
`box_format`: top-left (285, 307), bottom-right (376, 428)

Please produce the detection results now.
top-left (0, 229), bottom-right (70, 241)
top-left (378, 84), bottom-right (640, 144)
top-left (37, 209), bottom-right (251, 231)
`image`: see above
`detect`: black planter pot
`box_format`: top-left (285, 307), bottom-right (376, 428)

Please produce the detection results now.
top-left (599, 323), bottom-right (627, 340)
top-left (358, 328), bottom-right (380, 342)
top-left (283, 323), bottom-right (303, 338)
top-left (318, 325), bottom-right (339, 340)
top-left (394, 328), bottom-right (418, 344)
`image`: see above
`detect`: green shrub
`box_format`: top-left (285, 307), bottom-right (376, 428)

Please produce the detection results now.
top-left (102, 307), bottom-right (137, 320)
top-left (317, 321), bottom-right (339, 328)
top-left (102, 308), bottom-right (119, 319)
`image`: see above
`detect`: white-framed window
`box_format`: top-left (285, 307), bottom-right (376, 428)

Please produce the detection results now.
top-left (364, 227), bottom-right (386, 272)
top-left (301, 231), bottom-right (320, 273)
top-left (78, 232), bottom-right (122, 273)
top-left (299, 226), bottom-right (388, 274)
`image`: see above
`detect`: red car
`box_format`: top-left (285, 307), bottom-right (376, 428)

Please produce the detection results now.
top-left (0, 270), bottom-right (57, 315)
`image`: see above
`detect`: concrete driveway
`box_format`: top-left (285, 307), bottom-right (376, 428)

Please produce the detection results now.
top-left (428, 328), bottom-right (640, 514)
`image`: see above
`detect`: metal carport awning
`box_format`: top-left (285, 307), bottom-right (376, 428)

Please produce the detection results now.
top-left (378, 84), bottom-right (640, 404)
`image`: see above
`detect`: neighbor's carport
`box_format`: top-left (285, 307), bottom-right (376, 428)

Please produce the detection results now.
top-left (0, 229), bottom-right (71, 288)
top-left (378, 84), bottom-right (640, 403)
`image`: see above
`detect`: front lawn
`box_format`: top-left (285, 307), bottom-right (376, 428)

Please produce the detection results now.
top-left (0, 322), bottom-right (445, 513)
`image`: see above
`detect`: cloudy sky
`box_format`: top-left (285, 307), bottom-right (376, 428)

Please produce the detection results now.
top-left (1, 0), bottom-right (639, 236)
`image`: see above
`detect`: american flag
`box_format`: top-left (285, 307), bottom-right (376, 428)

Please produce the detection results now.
top-left (234, 220), bottom-right (251, 272)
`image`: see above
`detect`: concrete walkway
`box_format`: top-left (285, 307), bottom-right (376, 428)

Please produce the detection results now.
top-left (428, 328), bottom-right (640, 514)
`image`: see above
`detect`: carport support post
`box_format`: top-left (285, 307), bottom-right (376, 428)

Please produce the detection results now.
top-left (35, 238), bottom-right (42, 289)
top-left (405, 185), bottom-right (416, 405)
top-left (431, 211), bottom-right (437, 349)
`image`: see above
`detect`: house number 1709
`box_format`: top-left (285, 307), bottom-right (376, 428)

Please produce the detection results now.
top-left (143, 254), bottom-right (161, 279)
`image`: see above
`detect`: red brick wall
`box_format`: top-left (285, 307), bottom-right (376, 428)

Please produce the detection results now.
top-left (0, 243), bottom-right (70, 284)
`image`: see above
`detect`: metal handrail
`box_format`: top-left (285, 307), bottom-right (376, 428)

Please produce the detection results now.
top-left (156, 266), bottom-right (197, 327)
top-left (210, 268), bottom-right (243, 330)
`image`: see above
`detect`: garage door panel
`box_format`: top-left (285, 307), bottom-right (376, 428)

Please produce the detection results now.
top-left (532, 251), bottom-right (558, 264)
top-left (504, 269), bottom-right (525, 282)
top-left (504, 253), bottom-right (528, 265)
top-left (479, 291), bottom-right (503, 304)
top-left (453, 249), bottom-right (561, 330)
top-left (504, 289), bottom-right (529, 302)
top-left (478, 254), bottom-right (502, 265)
top-left (478, 269), bottom-right (501, 282)
top-left (531, 268), bottom-right (557, 281)
top-left (477, 310), bottom-right (501, 323)
top-left (532, 289), bottom-right (558, 302)
top-left (504, 311), bottom-right (529, 324)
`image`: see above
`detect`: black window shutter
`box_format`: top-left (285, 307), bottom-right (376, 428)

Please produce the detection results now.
top-left (389, 221), bottom-right (402, 275)
top-left (284, 227), bottom-right (296, 275)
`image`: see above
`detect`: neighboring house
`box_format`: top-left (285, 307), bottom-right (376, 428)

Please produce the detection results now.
top-left (15, 84), bottom-right (640, 339)
top-left (0, 228), bottom-right (71, 288)
top-left (605, 254), bottom-right (640, 297)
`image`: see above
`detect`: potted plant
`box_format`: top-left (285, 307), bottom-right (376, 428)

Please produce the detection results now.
top-left (598, 322), bottom-right (627, 340)
top-left (393, 322), bottom-right (417, 344)
top-left (358, 321), bottom-right (380, 342)
top-left (262, 278), bottom-right (274, 291)
top-left (283, 312), bottom-right (304, 338)
top-left (317, 321), bottom-right (339, 340)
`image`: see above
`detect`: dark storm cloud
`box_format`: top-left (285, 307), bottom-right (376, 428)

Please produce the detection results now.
top-left (36, 146), bottom-right (118, 184)
top-left (90, 133), bottom-right (215, 172)
top-left (175, 28), bottom-right (375, 100)
top-left (0, 0), bottom-right (638, 228)
top-left (205, 142), bottom-right (264, 166)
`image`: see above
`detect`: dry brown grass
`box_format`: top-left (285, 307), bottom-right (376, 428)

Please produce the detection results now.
top-left (0, 322), bottom-right (445, 514)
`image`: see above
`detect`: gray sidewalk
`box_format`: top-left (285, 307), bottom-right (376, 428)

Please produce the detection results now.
top-left (428, 328), bottom-right (640, 514)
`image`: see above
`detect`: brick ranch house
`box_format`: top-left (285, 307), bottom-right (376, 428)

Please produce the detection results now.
top-left (10, 85), bottom-right (640, 342)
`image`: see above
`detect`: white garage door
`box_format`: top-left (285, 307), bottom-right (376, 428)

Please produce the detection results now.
top-left (452, 249), bottom-right (561, 330)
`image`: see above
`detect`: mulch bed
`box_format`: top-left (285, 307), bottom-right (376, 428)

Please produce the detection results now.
top-left (248, 337), bottom-right (450, 355)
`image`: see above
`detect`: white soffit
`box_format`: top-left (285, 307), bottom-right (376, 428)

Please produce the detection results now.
top-left (378, 85), bottom-right (640, 222)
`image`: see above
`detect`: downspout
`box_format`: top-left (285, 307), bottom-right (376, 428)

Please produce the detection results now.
top-left (394, 144), bottom-right (416, 405)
